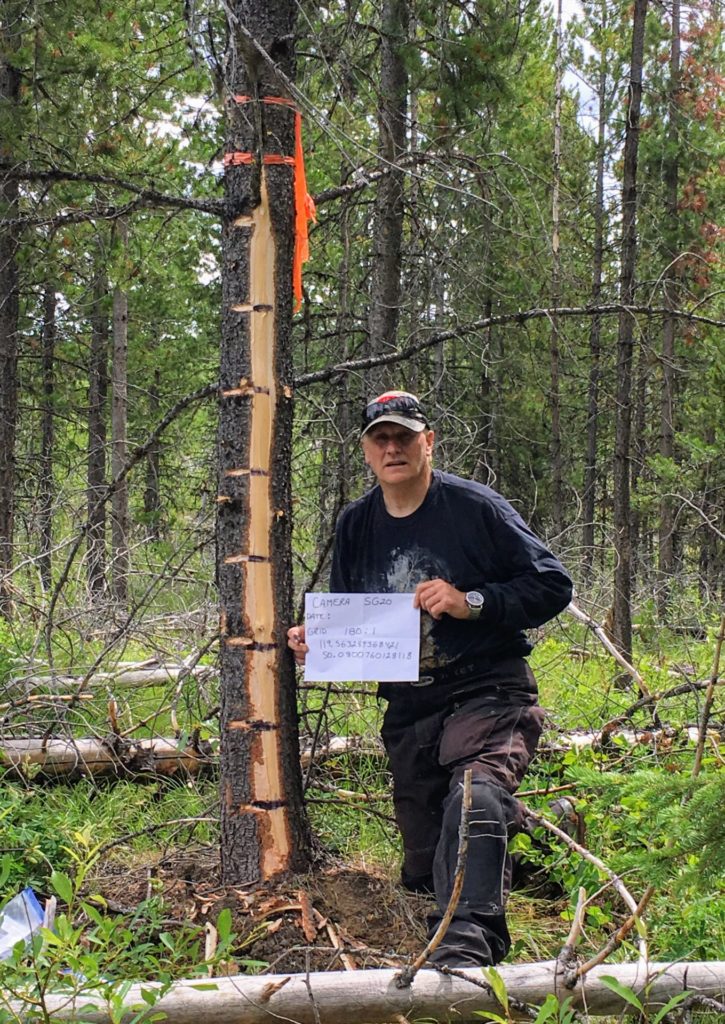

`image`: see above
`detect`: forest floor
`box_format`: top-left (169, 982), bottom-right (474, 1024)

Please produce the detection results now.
top-left (92, 846), bottom-right (434, 973)
top-left (90, 845), bottom-right (565, 975)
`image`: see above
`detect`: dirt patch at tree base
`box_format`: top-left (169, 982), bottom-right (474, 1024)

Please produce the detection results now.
top-left (92, 847), bottom-right (432, 974)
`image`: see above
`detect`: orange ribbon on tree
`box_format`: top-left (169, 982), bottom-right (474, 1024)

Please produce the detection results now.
top-left (226, 96), bottom-right (316, 312)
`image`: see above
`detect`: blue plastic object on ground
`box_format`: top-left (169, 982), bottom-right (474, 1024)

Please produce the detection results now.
top-left (0, 887), bottom-right (45, 960)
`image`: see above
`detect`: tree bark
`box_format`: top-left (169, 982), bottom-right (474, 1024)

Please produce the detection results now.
top-left (111, 219), bottom-right (130, 606)
top-left (0, 0), bottom-right (22, 617)
top-left (582, 7), bottom-right (609, 583)
top-left (217, 0), bottom-right (311, 884)
top-left (87, 251), bottom-right (109, 597)
top-left (367, 0), bottom-right (409, 393)
top-left (657, 0), bottom-right (680, 618)
top-left (143, 367), bottom-right (163, 539)
top-left (612, 0), bottom-right (648, 664)
top-left (549, 0), bottom-right (563, 540)
top-left (38, 284), bottom-right (56, 591)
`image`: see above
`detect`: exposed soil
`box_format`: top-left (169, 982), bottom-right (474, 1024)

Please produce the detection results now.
top-left (92, 847), bottom-right (432, 974)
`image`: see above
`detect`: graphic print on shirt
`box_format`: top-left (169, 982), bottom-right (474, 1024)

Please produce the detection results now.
top-left (384, 545), bottom-right (454, 671)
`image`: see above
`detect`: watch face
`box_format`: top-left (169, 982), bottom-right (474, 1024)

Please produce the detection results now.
top-left (466, 591), bottom-right (484, 609)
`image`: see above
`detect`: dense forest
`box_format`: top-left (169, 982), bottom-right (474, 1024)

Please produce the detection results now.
top-left (0, 1), bottom-right (723, 1020)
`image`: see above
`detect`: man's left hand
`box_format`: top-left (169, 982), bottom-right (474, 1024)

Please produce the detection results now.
top-left (414, 579), bottom-right (470, 620)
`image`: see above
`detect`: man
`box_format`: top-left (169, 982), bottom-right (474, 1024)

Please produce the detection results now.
top-left (288, 390), bottom-right (572, 968)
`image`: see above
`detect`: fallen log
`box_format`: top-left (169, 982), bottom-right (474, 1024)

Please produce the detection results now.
top-left (18, 960), bottom-right (725, 1023)
top-left (7, 664), bottom-right (214, 693)
top-left (0, 736), bottom-right (213, 779)
top-left (4, 721), bottom-right (720, 782)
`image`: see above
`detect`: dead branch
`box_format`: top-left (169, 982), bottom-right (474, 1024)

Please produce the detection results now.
top-left (566, 602), bottom-right (651, 698)
top-left (9, 664), bottom-right (213, 694)
top-left (606, 677), bottom-right (716, 728)
top-left (557, 886), bottom-right (587, 975)
top-left (0, 735), bottom-right (213, 780)
top-left (524, 808), bottom-right (648, 964)
top-left (20, 960), bottom-right (725, 1022)
top-left (396, 769), bottom-right (473, 988)
top-left (294, 305), bottom-right (725, 388)
top-left (566, 886), bottom-right (655, 987)
top-left (0, 164), bottom-right (224, 215)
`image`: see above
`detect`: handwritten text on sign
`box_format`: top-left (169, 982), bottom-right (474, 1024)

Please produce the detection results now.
top-left (304, 593), bottom-right (420, 682)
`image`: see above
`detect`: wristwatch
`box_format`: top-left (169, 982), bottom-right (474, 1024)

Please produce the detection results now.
top-left (465, 590), bottom-right (485, 619)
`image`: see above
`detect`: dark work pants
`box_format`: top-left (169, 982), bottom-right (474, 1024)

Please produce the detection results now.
top-left (380, 658), bottom-right (545, 966)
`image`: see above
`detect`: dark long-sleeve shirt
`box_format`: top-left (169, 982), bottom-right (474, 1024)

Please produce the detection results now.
top-left (330, 470), bottom-right (572, 695)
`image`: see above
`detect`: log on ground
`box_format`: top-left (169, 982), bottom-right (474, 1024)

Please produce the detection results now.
top-left (24, 960), bottom-right (725, 1023)
top-left (0, 736), bottom-right (212, 779)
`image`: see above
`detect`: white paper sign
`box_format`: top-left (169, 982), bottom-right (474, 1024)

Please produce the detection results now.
top-left (304, 593), bottom-right (420, 682)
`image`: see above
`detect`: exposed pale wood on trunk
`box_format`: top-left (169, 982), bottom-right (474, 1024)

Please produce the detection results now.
top-left (218, 2), bottom-right (311, 883)
top-left (22, 961), bottom-right (725, 1023)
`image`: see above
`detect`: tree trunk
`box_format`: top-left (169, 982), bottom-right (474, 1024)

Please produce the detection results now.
top-left (582, 12), bottom-right (608, 583)
top-left (657, 0), bottom-right (680, 619)
top-left (143, 367), bottom-right (163, 539)
top-left (217, 0), bottom-right (311, 884)
top-left (38, 284), bottom-right (56, 591)
top-left (0, 1), bottom-right (21, 618)
top-left (367, 0), bottom-right (409, 393)
top-left (87, 253), bottom-right (109, 597)
top-left (549, 0), bottom-right (563, 540)
top-left (612, 0), bottom-right (648, 663)
top-left (111, 219), bottom-right (130, 606)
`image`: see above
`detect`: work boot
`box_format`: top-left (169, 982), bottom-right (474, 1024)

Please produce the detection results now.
top-left (426, 910), bottom-right (502, 968)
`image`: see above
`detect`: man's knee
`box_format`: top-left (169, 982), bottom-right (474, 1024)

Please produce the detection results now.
top-left (448, 768), bottom-right (524, 837)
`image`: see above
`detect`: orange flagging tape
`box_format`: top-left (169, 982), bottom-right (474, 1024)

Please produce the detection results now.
top-left (226, 96), bottom-right (316, 312)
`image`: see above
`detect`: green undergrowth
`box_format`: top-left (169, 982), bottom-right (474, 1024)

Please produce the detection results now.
top-left (1, 614), bottom-right (722, 1019)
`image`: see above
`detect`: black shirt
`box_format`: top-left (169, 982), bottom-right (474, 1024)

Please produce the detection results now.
top-left (330, 470), bottom-right (572, 695)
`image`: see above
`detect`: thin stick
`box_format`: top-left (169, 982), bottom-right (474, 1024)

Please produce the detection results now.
top-left (566, 885), bottom-right (655, 986)
top-left (557, 886), bottom-right (587, 974)
top-left (396, 769), bottom-right (473, 988)
top-left (692, 612), bottom-right (725, 780)
top-left (525, 808), bottom-right (648, 965)
top-left (324, 921), bottom-right (357, 971)
top-left (566, 602), bottom-right (651, 698)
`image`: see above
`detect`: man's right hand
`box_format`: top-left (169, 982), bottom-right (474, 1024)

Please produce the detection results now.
top-left (287, 625), bottom-right (308, 666)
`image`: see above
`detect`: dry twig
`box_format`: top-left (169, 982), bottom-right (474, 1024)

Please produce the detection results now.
top-left (565, 885), bottom-right (655, 987)
top-left (566, 602), bottom-right (651, 699)
top-left (525, 807), bottom-right (649, 965)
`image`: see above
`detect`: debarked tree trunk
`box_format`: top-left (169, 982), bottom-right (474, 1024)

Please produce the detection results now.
top-left (21, 961), bottom-right (725, 1024)
top-left (217, 0), bottom-right (311, 885)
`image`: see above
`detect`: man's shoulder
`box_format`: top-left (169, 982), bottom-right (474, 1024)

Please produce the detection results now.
top-left (435, 471), bottom-right (506, 508)
top-left (338, 486), bottom-right (379, 524)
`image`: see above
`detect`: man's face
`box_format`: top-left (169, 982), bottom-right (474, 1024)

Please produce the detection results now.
top-left (361, 423), bottom-right (434, 486)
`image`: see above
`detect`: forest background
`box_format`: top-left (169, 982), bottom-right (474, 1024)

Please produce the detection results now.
top-left (0, 0), bottom-right (723, 1015)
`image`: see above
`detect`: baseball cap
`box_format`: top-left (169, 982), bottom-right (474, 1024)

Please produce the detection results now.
top-left (360, 391), bottom-right (429, 437)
